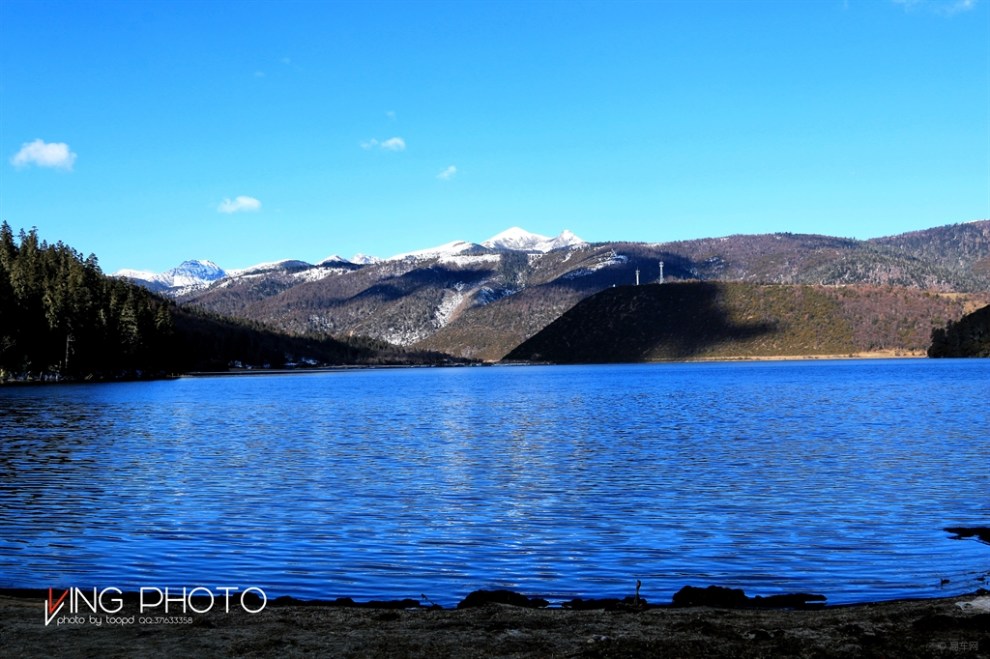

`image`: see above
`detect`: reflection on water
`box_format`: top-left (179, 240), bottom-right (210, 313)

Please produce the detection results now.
top-left (0, 360), bottom-right (987, 605)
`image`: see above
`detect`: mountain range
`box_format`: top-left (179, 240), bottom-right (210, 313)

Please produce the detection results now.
top-left (116, 220), bottom-right (990, 362)
top-left (117, 227), bottom-right (586, 294)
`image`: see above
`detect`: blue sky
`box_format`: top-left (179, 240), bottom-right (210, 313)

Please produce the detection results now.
top-left (1, 0), bottom-right (987, 273)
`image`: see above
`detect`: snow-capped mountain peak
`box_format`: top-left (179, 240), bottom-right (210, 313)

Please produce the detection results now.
top-left (114, 259), bottom-right (226, 293)
top-left (349, 253), bottom-right (382, 265)
top-left (482, 227), bottom-right (586, 252)
top-left (166, 260), bottom-right (226, 287)
top-left (545, 229), bottom-right (586, 250)
top-left (482, 227), bottom-right (551, 251)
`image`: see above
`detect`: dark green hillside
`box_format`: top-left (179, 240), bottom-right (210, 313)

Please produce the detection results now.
top-left (167, 307), bottom-right (455, 371)
top-left (928, 305), bottom-right (990, 357)
top-left (0, 223), bottom-right (176, 379)
top-left (504, 282), bottom-right (990, 363)
top-left (0, 224), bottom-right (461, 381)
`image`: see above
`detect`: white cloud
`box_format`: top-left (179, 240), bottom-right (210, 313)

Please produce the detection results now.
top-left (10, 139), bottom-right (77, 170)
top-left (218, 196), bottom-right (262, 214)
top-left (362, 136), bottom-right (406, 152)
top-left (948, 0), bottom-right (977, 12)
top-left (892, 0), bottom-right (977, 14)
top-left (385, 110), bottom-right (397, 120)
top-left (437, 165), bottom-right (457, 181)
top-left (380, 137), bottom-right (406, 151)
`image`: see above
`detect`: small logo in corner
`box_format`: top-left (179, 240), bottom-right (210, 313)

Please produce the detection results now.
top-left (45, 588), bottom-right (69, 626)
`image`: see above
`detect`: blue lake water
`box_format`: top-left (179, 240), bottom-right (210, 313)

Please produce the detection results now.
top-left (0, 360), bottom-right (987, 606)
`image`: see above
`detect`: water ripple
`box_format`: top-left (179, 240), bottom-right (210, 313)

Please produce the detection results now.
top-left (1, 361), bottom-right (987, 606)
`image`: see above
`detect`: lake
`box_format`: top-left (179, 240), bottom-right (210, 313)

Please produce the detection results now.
top-left (0, 360), bottom-right (987, 606)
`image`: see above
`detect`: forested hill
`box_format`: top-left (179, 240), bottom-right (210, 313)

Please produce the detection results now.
top-left (0, 224), bottom-right (456, 381)
top-left (0, 223), bottom-right (171, 379)
top-left (503, 282), bottom-right (990, 364)
top-left (928, 305), bottom-right (990, 358)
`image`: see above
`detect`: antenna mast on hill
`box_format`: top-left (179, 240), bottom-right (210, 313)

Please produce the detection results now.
top-left (658, 261), bottom-right (664, 284)
top-left (635, 268), bottom-right (640, 286)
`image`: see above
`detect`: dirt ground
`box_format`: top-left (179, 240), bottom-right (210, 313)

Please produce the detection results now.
top-left (3, 591), bottom-right (988, 658)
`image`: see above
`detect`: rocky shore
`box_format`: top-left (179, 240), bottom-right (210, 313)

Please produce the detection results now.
top-left (3, 588), bottom-right (988, 658)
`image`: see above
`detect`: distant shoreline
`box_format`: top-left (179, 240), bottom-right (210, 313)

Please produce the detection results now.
top-left (498, 349), bottom-right (930, 367)
top-left (182, 352), bottom-right (930, 376)
top-left (682, 349), bottom-right (928, 362)
top-left (0, 352), bottom-right (944, 386)
top-left (180, 362), bottom-right (484, 378)
top-left (0, 362), bottom-right (486, 386)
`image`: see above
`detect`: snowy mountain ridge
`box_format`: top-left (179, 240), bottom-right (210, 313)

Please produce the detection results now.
top-left (388, 240), bottom-right (480, 261)
top-left (227, 259), bottom-right (314, 277)
top-left (114, 260), bottom-right (226, 292)
top-left (482, 227), bottom-right (585, 252)
top-left (114, 227), bottom-right (584, 293)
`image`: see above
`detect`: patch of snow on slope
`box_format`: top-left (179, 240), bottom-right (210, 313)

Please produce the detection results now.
top-left (433, 289), bottom-right (466, 328)
top-left (439, 253), bottom-right (501, 267)
top-left (293, 266), bottom-right (352, 283)
top-left (114, 268), bottom-right (161, 282)
top-left (473, 286), bottom-right (518, 306)
top-left (562, 250), bottom-right (628, 279)
top-left (227, 259), bottom-right (312, 277)
top-left (381, 326), bottom-right (430, 346)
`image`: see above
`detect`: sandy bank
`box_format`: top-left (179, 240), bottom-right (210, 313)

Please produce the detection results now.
top-left (4, 590), bottom-right (988, 658)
